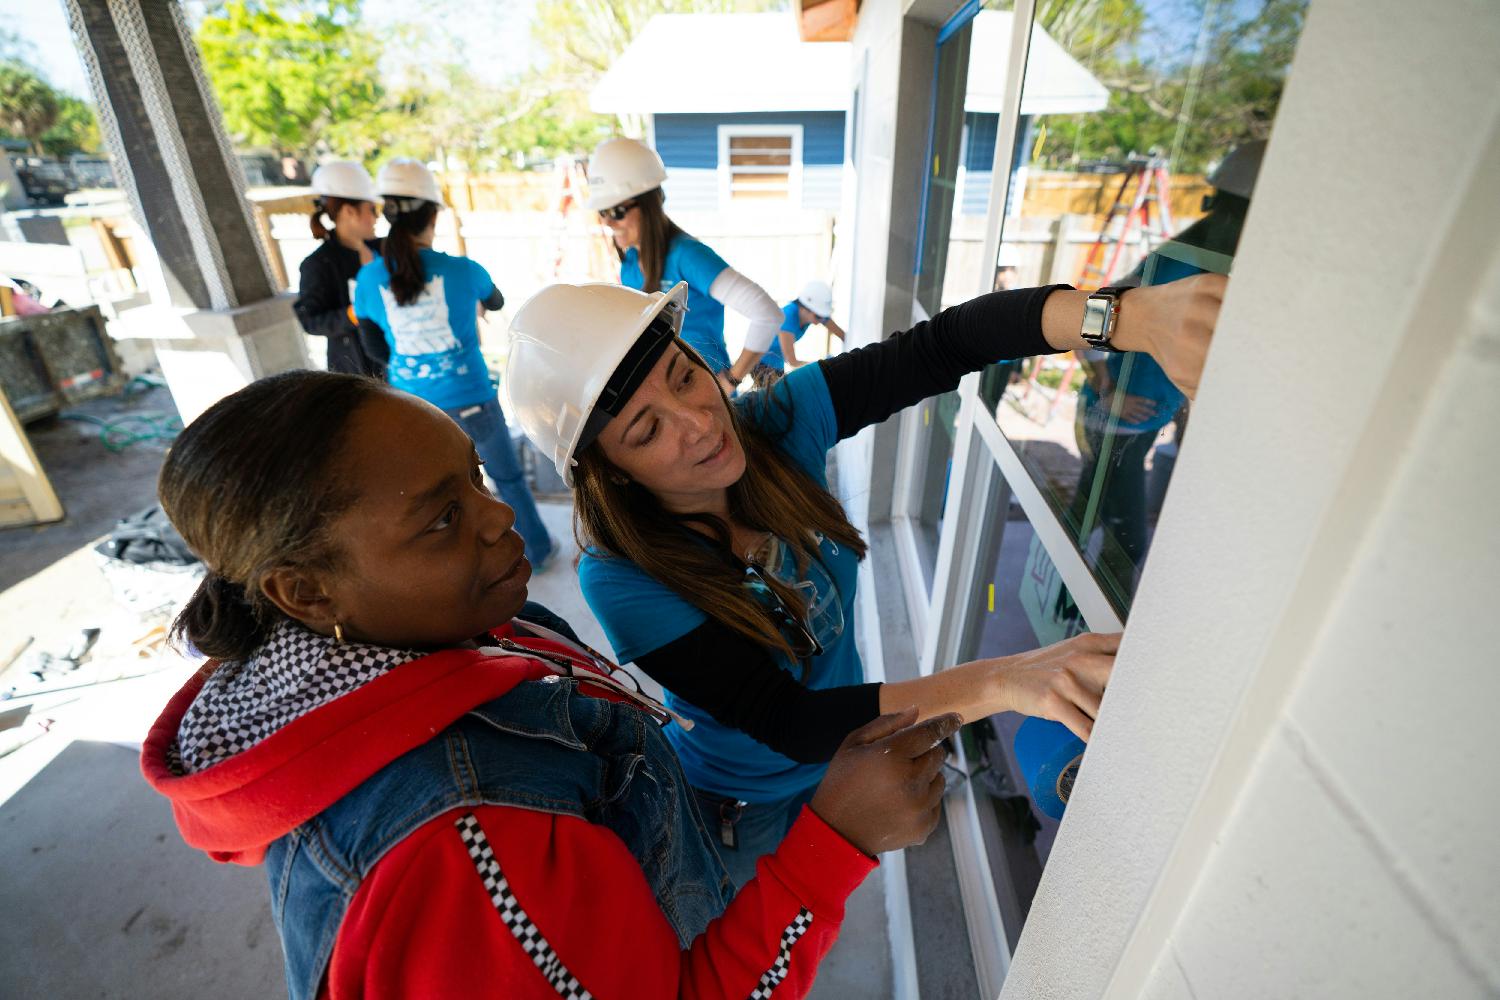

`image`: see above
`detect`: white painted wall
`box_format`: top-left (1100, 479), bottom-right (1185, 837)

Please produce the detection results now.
top-left (1000, 2), bottom-right (1500, 997)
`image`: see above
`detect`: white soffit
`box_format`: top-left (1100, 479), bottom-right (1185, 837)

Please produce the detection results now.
top-left (966, 10), bottom-right (1109, 116)
top-left (589, 13), bottom-right (853, 115)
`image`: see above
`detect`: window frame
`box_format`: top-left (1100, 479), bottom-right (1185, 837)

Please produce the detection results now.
top-left (885, 0), bottom-right (1138, 989)
top-left (716, 124), bottom-right (804, 208)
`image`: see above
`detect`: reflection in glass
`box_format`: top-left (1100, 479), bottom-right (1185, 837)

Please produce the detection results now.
top-left (956, 497), bottom-right (1090, 942)
top-left (984, 0), bottom-right (1307, 615)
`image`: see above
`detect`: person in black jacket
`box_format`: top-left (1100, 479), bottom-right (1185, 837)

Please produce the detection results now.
top-left (293, 161), bottom-right (384, 377)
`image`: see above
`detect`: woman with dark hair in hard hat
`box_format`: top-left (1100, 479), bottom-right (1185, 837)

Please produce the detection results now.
top-left (353, 158), bottom-right (556, 570)
top-left (292, 161), bottom-right (384, 377)
top-left (505, 273), bottom-right (1227, 886)
top-left (759, 279), bottom-right (846, 378)
top-left (587, 137), bottom-right (785, 391)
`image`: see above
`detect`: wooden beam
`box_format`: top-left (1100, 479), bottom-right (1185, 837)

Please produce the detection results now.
top-left (797, 0), bottom-right (859, 42)
top-left (0, 386), bottom-right (63, 528)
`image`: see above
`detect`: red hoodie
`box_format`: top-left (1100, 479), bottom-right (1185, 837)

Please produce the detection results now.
top-left (140, 621), bottom-right (876, 999)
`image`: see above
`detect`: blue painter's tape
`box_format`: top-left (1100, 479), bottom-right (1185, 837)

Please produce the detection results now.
top-left (1014, 717), bottom-right (1086, 819)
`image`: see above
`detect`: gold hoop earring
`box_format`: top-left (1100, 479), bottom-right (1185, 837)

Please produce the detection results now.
top-left (333, 621), bottom-right (345, 644)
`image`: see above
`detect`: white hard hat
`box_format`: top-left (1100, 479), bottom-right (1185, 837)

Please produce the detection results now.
top-left (376, 157), bottom-right (443, 206)
top-left (586, 137), bottom-right (668, 212)
top-left (311, 160), bottom-right (377, 202)
top-left (506, 281), bottom-right (689, 486)
top-left (795, 279), bottom-right (833, 319)
top-left (1207, 140), bottom-right (1267, 200)
top-left (996, 243), bottom-right (1023, 269)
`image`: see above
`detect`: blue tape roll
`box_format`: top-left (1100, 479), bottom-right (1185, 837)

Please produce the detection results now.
top-left (1013, 717), bottom-right (1085, 819)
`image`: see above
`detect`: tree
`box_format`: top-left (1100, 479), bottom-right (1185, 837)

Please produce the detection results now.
top-left (194, 0), bottom-right (385, 160)
top-left (530, 0), bottom-right (784, 133)
top-left (41, 96), bottom-right (101, 157)
top-left (0, 62), bottom-right (60, 154)
top-left (373, 64), bottom-right (606, 172)
top-left (1036, 0), bottom-right (1307, 173)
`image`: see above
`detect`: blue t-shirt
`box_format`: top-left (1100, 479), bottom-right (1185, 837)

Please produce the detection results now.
top-left (1078, 351), bottom-right (1185, 435)
top-left (579, 365), bottom-right (861, 802)
top-left (353, 249), bottom-right (496, 410)
top-left (761, 301), bottom-right (812, 372)
top-left (620, 235), bottom-right (731, 373)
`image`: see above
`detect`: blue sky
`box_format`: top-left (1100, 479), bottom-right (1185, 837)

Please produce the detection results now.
top-left (1, 0), bottom-right (539, 100)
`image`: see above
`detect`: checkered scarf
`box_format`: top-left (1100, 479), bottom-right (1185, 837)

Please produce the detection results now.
top-left (172, 619), bottom-right (421, 775)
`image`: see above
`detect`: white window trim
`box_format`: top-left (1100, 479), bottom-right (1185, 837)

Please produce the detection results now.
top-left (716, 124), bottom-right (804, 209)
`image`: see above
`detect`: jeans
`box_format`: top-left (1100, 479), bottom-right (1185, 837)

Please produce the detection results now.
top-left (692, 783), bottom-right (820, 890)
top-left (444, 397), bottom-right (555, 567)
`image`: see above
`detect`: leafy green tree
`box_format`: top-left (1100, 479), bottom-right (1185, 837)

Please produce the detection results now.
top-left (194, 0), bottom-right (385, 160)
top-left (373, 64), bottom-right (606, 171)
top-left (1036, 0), bottom-right (1307, 172)
top-left (40, 95), bottom-right (101, 157)
top-left (0, 61), bottom-right (60, 154)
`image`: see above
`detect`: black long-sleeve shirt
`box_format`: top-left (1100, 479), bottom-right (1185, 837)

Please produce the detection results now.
top-left (630, 284), bottom-right (1070, 767)
top-left (294, 238), bottom-right (386, 378)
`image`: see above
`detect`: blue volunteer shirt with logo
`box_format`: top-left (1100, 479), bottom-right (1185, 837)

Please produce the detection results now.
top-left (578, 364), bottom-right (862, 802)
top-left (353, 249), bottom-right (496, 410)
top-left (620, 234), bottom-right (733, 374)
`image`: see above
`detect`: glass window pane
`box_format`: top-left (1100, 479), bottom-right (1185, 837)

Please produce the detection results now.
top-left (953, 472), bottom-right (1093, 942)
top-left (983, 0), bottom-right (1308, 615)
top-left (904, 0), bottom-right (1016, 594)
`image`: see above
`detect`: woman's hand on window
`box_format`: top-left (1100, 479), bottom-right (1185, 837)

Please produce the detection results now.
top-left (985, 631), bottom-right (1119, 742)
top-left (1113, 273), bottom-right (1228, 399)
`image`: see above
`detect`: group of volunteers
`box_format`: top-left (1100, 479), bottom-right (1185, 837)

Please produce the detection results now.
top-left (143, 136), bottom-right (1228, 998)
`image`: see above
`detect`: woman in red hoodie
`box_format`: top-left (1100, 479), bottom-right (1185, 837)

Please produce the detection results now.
top-left (140, 370), bottom-right (989, 999)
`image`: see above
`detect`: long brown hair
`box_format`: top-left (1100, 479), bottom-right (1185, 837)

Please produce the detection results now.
top-left (383, 201), bottom-right (439, 306)
top-left (574, 344), bottom-right (866, 665)
top-left (159, 371), bottom-right (388, 662)
top-left (617, 187), bottom-right (685, 292)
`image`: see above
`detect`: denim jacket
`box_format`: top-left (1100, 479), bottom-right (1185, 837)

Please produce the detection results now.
top-left (263, 658), bottom-right (734, 1000)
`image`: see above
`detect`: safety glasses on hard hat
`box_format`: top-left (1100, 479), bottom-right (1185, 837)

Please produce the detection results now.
top-left (599, 200), bottom-right (638, 223)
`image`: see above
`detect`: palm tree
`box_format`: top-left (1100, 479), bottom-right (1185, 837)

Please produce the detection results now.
top-left (0, 62), bottom-right (60, 155)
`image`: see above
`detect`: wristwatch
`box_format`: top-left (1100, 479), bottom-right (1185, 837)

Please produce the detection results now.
top-left (1080, 286), bottom-right (1131, 352)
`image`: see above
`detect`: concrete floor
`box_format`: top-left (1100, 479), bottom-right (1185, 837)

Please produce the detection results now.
top-left (0, 439), bottom-right (893, 998)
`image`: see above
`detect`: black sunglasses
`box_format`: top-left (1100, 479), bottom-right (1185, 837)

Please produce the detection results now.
top-left (599, 200), bottom-right (638, 222)
top-left (743, 563), bottom-right (823, 660)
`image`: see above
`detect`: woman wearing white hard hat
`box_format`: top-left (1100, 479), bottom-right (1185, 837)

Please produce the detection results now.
top-left (353, 157), bottom-right (556, 569)
top-left (506, 272), bottom-right (1227, 885)
top-left (292, 160), bottom-right (383, 376)
top-left (587, 137), bottom-right (785, 389)
top-left (758, 279), bottom-right (846, 377)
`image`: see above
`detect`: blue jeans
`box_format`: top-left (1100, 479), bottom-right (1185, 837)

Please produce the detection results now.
top-left (692, 783), bottom-right (820, 890)
top-left (444, 397), bottom-right (555, 566)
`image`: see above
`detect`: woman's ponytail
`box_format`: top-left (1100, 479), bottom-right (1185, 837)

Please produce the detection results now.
top-left (310, 196), bottom-right (356, 242)
top-left (172, 573), bottom-right (270, 662)
top-left (383, 201), bottom-right (439, 306)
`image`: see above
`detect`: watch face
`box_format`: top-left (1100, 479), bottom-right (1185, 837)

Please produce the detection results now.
top-left (1082, 295), bottom-right (1112, 341)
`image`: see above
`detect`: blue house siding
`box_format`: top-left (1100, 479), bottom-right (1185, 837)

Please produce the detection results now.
top-left (653, 111), bottom-right (846, 212)
top-left (961, 112), bottom-right (999, 215)
top-left (958, 112), bottom-right (1035, 216)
